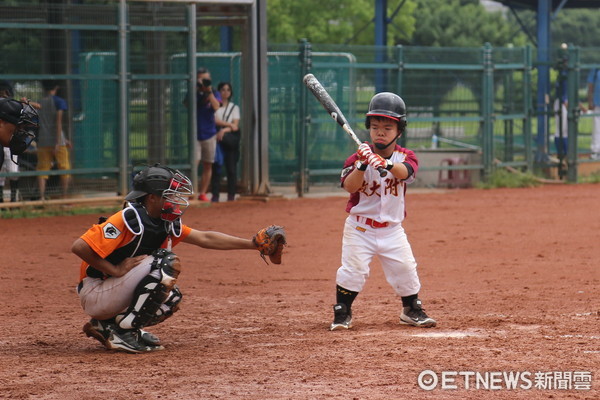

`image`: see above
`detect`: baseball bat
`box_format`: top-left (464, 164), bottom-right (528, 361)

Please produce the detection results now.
top-left (303, 73), bottom-right (387, 177)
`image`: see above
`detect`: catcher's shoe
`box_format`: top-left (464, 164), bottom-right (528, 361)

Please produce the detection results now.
top-left (107, 329), bottom-right (164, 353)
top-left (400, 299), bottom-right (437, 328)
top-left (83, 318), bottom-right (115, 348)
top-left (330, 303), bottom-right (353, 331)
top-left (140, 329), bottom-right (161, 346)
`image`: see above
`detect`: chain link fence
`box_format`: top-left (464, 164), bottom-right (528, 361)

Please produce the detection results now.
top-left (2, 1), bottom-right (600, 205)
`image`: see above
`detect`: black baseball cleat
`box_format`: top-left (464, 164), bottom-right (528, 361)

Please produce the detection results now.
top-left (107, 329), bottom-right (164, 353)
top-left (83, 318), bottom-right (115, 348)
top-left (330, 303), bottom-right (353, 331)
top-left (400, 298), bottom-right (437, 328)
top-left (140, 329), bottom-right (161, 346)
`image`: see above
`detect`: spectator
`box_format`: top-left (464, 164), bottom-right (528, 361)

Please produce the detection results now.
top-left (587, 68), bottom-right (600, 160)
top-left (211, 82), bottom-right (241, 202)
top-left (183, 68), bottom-right (221, 202)
top-left (554, 62), bottom-right (569, 159)
top-left (37, 80), bottom-right (71, 199)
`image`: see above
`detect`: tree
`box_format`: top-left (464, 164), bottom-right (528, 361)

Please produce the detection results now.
top-left (552, 8), bottom-right (600, 49)
top-left (267, 0), bottom-right (417, 46)
top-left (408, 0), bottom-right (526, 47)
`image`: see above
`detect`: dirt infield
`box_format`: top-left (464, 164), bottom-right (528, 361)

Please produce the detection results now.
top-left (0, 184), bottom-right (598, 399)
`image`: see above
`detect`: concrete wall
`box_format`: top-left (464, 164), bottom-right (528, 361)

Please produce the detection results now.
top-left (413, 149), bottom-right (482, 188)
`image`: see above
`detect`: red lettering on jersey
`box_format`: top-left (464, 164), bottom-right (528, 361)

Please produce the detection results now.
top-left (384, 178), bottom-right (402, 196)
top-left (359, 178), bottom-right (403, 197)
top-left (368, 181), bottom-right (381, 197)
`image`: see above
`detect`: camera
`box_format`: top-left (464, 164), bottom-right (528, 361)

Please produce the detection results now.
top-left (198, 78), bottom-right (211, 88)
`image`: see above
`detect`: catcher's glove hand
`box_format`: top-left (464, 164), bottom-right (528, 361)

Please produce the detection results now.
top-left (252, 225), bottom-right (287, 264)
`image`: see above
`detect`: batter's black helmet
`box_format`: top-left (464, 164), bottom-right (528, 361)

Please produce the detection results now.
top-left (365, 92), bottom-right (407, 132)
top-left (366, 92), bottom-right (406, 121)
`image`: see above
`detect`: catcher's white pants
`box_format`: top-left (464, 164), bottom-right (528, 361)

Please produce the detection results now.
top-left (336, 215), bottom-right (421, 296)
top-left (78, 255), bottom-right (155, 320)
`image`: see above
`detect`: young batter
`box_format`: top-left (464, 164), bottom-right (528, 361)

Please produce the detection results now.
top-left (330, 92), bottom-right (436, 331)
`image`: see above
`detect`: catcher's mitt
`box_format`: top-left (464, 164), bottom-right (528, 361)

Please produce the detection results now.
top-left (253, 225), bottom-right (286, 264)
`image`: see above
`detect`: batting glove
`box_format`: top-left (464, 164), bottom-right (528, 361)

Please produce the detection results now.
top-left (357, 142), bottom-right (372, 163)
top-left (367, 153), bottom-right (386, 170)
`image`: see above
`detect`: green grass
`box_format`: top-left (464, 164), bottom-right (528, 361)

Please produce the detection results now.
top-left (0, 205), bottom-right (121, 219)
top-left (579, 171), bottom-right (600, 184)
top-left (476, 169), bottom-right (542, 189)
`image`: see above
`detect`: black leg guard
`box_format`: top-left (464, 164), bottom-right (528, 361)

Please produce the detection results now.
top-left (146, 285), bottom-right (183, 327)
top-left (151, 248), bottom-right (180, 289)
top-left (116, 275), bottom-right (169, 330)
top-left (116, 249), bottom-right (181, 330)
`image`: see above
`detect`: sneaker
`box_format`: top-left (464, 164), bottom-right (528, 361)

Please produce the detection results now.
top-left (83, 318), bottom-right (115, 348)
top-left (140, 329), bottom-right (161, 346)
top-left (400, 299), bottom-right (437, 328)
top-left (198, 193), bottom-right (209, 202)
top-left (330, 303), bottom-right (353, 331)
top-left (107, 329), bottom-right (164, 353)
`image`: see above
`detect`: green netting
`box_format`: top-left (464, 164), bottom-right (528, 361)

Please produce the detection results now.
top-left (74, 52), bottom-right (118, 171)
top-left (67, 44), bottom-right (532, 186)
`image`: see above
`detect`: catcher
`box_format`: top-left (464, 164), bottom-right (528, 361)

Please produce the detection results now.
top-left (71, 164), bottom-right (286, 353)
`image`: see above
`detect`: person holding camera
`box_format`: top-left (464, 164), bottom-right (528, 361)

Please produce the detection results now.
top-left (184, 68), bottom-right (221, 201)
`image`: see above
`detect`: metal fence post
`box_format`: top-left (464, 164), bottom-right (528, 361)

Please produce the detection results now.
top-left (396, 45), bottom-right (407, 148)
top-left (566, 45), bottom-right (580, 182)
top-left (187, 4), bottom-right (198, 191)
top-left (524, 45), bottom-right (533, 172)
top-left (297, 39), bottom-right (311, 197)
top-left (482, 42), bottom-right (494, 179)
top-left (118, 0), bottom-right (129, 196)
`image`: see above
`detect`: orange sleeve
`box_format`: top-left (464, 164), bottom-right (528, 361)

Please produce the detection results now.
top-left (80, 212), bottom-right (136, 258)
top-left (78, 212), bottom-right (136, 281)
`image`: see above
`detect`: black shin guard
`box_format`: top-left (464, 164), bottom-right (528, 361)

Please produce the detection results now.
top-left (146, 285), bottom-right (183, 327)
top-left (116, 275), bottom-right (169, 330)
top-left (116, 250), bottom-right (181, 330)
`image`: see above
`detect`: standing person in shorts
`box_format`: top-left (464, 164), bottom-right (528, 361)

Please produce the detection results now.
top-left (37, 80), bottom-right (71, 199)
top-left (184, 68), bottom-right (221, 201)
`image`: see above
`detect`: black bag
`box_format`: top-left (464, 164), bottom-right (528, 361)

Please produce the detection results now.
top-left (220, 103), bottom-right (240, 150)
top-left (221, 130), bottom-right (240, 150)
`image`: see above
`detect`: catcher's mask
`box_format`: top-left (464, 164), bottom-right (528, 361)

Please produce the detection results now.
top-left (126, 164), bottom-right (193, 222)
top-left (365, 92), bottom-right (407, 150)
top-left (0, 98), bottom-right (39, 159)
